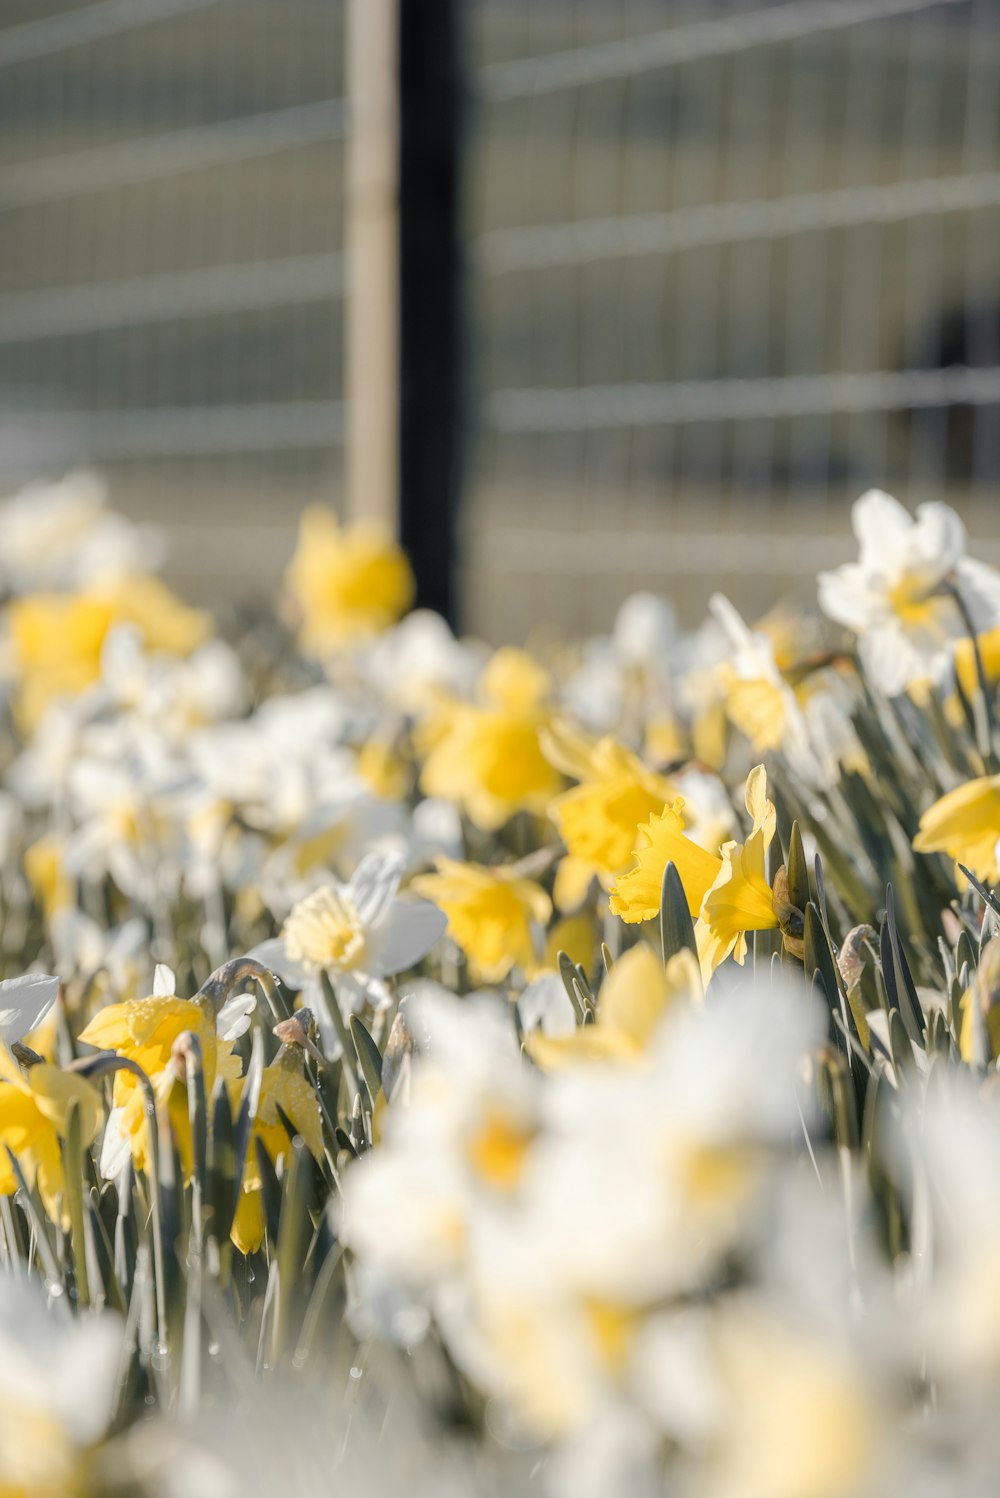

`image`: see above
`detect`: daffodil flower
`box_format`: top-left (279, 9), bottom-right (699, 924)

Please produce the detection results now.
top-left (251, 850), bottom-right (446, 1038)
top-left (525, 944), bottom-right (701, 1069)
top-left (695, 766), bottom-right (781, 974)
top-left (610, 767), bottom-right (786, 979)
top-left (0, 1270), bottom-right (122, 1494)
top-left (230, 1033), bottom-right (326, 1256)
top-left (609, 802), bottom-right (722, 924)
top-left (818, 489), bottom-right (1000, 696)
top-left (913, 773), bottom-right (1000, 884)
top-left (0, 1047), bottom-right (104, 1224)
top-left (412, 856), bottom-right (551, 983)
top-left (420, 648), bottom-right (563, 830)
top-left (79, 965), bottom-right (252, 1177)
top-left (284, 505), bottom-right (414, 653)
top-left (542, 722), bottom-right (676, 909)
top-left (0, 974), bottom-right (103, 1222)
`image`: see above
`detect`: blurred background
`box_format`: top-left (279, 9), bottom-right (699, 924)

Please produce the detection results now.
top-left (1, 0), bottom-right (998, 640)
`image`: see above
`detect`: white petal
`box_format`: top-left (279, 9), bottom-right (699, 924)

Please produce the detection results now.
top-left (217, 992), bottom-right (256, 1042)
top-left (612, 591), bottom-right (676, 666)
top-left (852, 488), bottom-right (913, 569)
top-left (859, 623), bottom-right (945, 696)
top-left (377, 899), bottom-right (447, 976)
top-left (307, 974), bottom-right (342, 1056)
top-left (954, 557), bottom-right (1000, 633)
top-left (914, 500), bottom-right (967, 573)
top-left (518, 973), bottom-right (576, 1037)
top-left (246, 937), bottom-right (308, 991)
top-left (816, 563), bottom-right (880, 631)
top-left (0, 973), bottom-right (59, 1045)
top-left (349, 849), bottom-right (405, 928)
top-left (152, 963), bottom-right (175, 997)
top-left (100, 1107), bottom-right (132, 1181)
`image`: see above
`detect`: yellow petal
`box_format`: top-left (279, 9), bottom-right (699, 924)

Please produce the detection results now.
top-left (28, 1065), bottom-right (104, 1147)
top-left (600, 943), bottom-right (673, 1049)
top-left (913, 775), bottom-right (1000, 884)
top-left (609, 804), bottom-right (722, 924)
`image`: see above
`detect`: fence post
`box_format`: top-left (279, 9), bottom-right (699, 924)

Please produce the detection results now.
top-left (398, 0), bottom-right (464, 623)
top-left (345, 0), bottom-right (399, 534)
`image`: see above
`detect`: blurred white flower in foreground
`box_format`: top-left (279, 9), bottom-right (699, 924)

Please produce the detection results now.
top-left (0, 1272), bottom-right (121, 1491)
top-left (342, 965), bottom-right (825, 1494)
top-left (818, 489), bottom-right (1000, 695)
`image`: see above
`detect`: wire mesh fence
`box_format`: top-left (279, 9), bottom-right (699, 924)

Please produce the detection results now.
top-left (2, 1), bottom-right (998, 637)
top-left (0, 0), bottom-right (347, 601)
top-left (462, 0), bottom-right (1000, 639)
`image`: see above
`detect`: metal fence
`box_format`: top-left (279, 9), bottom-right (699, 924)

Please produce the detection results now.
top-left (2, 1), bottom-right (998, 638)
top-left (462, 0), bottom-right (1000, 638)
top-left (0, 0), bottom-right (347, 598)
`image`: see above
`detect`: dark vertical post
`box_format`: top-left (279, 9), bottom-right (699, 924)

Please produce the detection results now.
top-left (398, 0), bottom-right (464, 624)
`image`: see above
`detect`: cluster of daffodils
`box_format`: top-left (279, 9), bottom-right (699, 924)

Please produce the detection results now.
top-left (5, 478), bottom-right (1000, 1497)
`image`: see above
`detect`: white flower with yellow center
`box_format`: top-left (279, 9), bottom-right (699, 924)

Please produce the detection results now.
top-left (818, 488), bottom-right (1000, 696)
top-left (252, 849), bottom-right (446, 1034)
top-left (282, 885), bottom-right (369, 971)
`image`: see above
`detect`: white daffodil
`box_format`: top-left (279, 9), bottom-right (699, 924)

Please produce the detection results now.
top-left (0, 470), bottom-right (154, 592)
top-left (63, 750), bottom-right (189, 904)
top-left (342, 988), bottom-right (540, 1296)
top-left (818, 488), bottom-right (1000, 695)
top-left (0, 1272), bottom-right (122, 1493)
top-left (0, 971), bottom-right (60, 1049)
top-left (361, 608), bottom-right (486, 713)
top-left (97, 625), bottom-right (244, 740)
top-left (251, 849), bottom-right (446, 1034)
top-left (49, 908), bottom-right (149, 995)
top-left (612, 591), bottom-right (677, 669)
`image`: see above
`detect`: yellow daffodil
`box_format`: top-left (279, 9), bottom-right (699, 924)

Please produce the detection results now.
top-left (953, 623), bottom-right (1000, 713)
top-left (412, 857), bottom-right (552, 982)
top-left (284, 505), bottom-right (414, 653)
top-left (956, 936), bottom-right (1000, 1064)
top-left (231, 1043), bottom-right (325, 1255)
top-left (7, 576), bottom-right (208, 729)
top-left (0, 1048), bottom-right (102, 1225)
top-left (913, 774), bottom-right (1000, 883)
top-left (356, 738), bottom-right (409, 800)
top-left (543, 911), bottom-right (596, 971)
top-left (526, 944), bottom-right (700, 1069)
top-left (24, 834), bottom-right (73, 920)
top-left (644, 712), bottom-right (688, 767)
top-left (79, 991), bottom-right (243, 1175)
top-left (609, 802), bottom-right (722, 924)
top-left (696, 766), bottom-right (779, 974)
top-left (420, 648), bottom-right (563, 830)
top-left (543, 723), bottom-right (675, 908)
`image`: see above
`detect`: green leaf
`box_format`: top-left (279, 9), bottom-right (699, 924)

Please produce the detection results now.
top-left (350, 1014), bottom-right (383, 1106)
top-left (557, 951), bottom-right (586, 1021)
top-left (660, 861), bottom-right (697, 964)
top-left (207, 1079), bottom-right (237, 1256)
top-left (274, 1138), bottom-right (314, 1362)
top-left (883, 885), bottom-right (925, 1040)
top-left (786, 821), bottom-right (810, 914)
top-left (62, 1098), bottom-right (90, 1308)
top-left (888, 1007), bottom-right (917, 1081)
